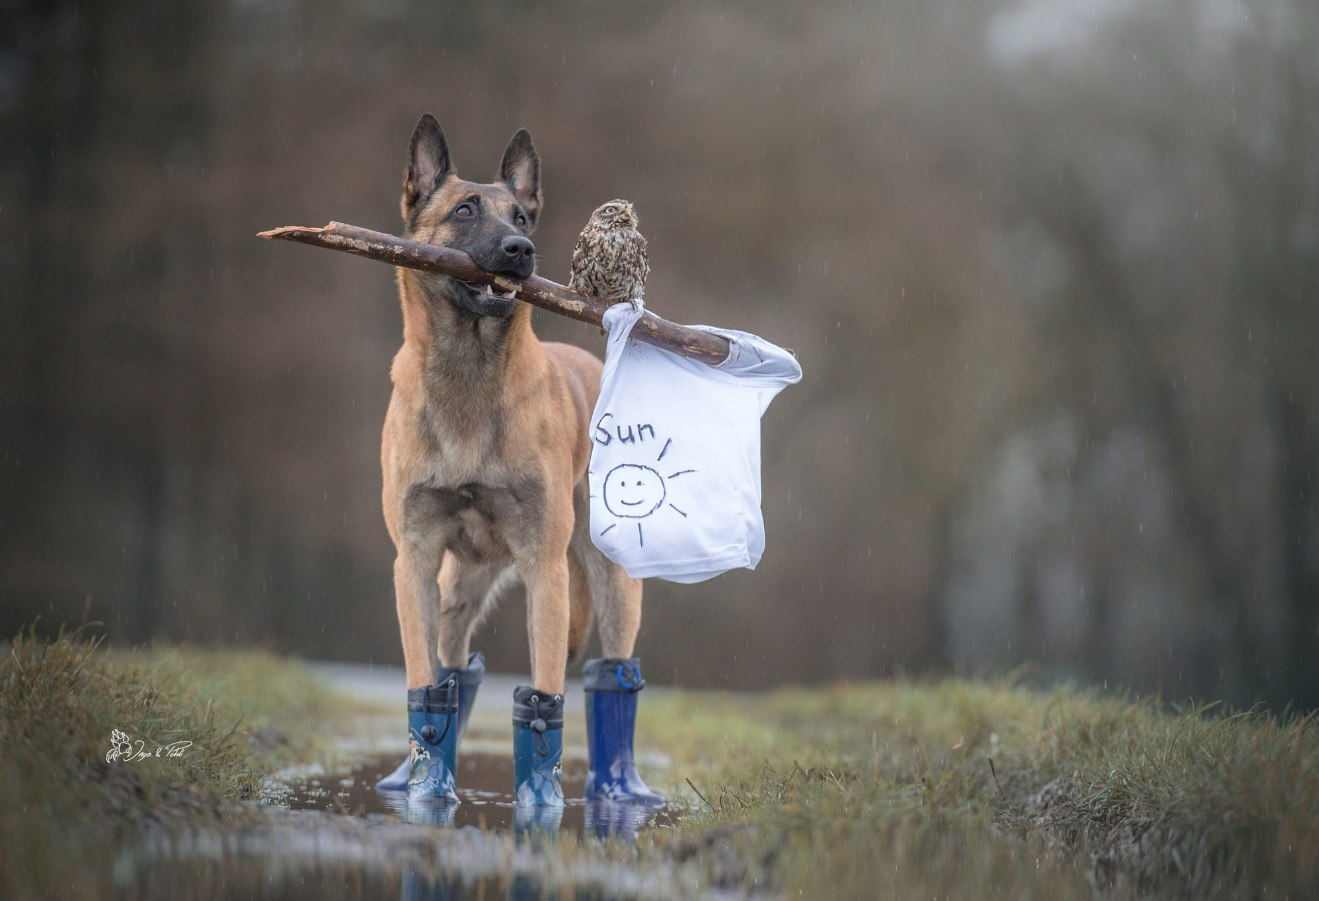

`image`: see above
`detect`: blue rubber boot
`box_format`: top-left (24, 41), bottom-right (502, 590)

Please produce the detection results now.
top-left (512, 686), bottom-right (564, 808)
top-left (583, 657), bottom-right (664, 806)
top-left (377, 652), bottom-right (484, 793)
top-left (405, 679), bottom-right (460, 801)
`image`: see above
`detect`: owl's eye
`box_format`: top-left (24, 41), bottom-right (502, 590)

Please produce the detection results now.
top-left (603, 205), bottom-right (619, 215)
top-left (515, 212), bottom-right (528, 229)
top-left (455, 202), bottom-right (475, 218)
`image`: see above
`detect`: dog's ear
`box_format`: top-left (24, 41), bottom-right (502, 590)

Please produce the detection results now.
top-left (402, 114), bottom-right (452, 219)
top-left (497, 128), bottom-right (542, 230)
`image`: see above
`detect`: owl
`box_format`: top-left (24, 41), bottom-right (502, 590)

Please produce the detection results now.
top-left (568, 199), bottom-right (649, 305)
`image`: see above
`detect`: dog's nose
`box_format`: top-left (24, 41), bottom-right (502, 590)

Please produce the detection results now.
top-left (500, 235), bottom-right (536, 266)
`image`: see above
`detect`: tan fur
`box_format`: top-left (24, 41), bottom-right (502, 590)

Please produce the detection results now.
top-left (381, 119), bottom-right (642, 694)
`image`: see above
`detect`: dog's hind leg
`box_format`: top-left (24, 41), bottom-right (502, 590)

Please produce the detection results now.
top-left (569, 484), bottom-right (637, 659)
top-left (437, 553), bottom-right (515, 669)
top-left (573, 522), bottom-right (660, 806)
top-left (596, 559), bottom-right (643, 660)
top-left (566, 547), bottom-right (596, 663)
top-left (571, 530), bottom-right (643, 660)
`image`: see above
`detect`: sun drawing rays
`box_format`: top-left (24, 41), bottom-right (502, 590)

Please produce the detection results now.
top-left (591, 436), bottom-right (696, 547)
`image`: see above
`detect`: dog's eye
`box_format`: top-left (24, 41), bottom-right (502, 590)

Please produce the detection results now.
top-left (515, 212), bottom-right (527, 229)
top-left (455, 203), bottom-right (474, 218)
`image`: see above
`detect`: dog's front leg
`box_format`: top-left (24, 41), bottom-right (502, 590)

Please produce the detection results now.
top-left (511, 494), bottom-right (573, 808)
top-left (394, 541), bottom-right (443, 690)
top-left (523, 553), bottom-right (571, 695)
top-left (508, 474), bottom-right (574, 694)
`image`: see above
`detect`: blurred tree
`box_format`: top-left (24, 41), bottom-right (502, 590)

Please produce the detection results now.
top-left (1, 0), bottom-right (1314, 706)
top-left (940, 0), bottom-right (1319, 705)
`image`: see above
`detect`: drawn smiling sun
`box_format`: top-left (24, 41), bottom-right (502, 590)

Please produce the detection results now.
top-left (593, 437), bottom-right (695, 547)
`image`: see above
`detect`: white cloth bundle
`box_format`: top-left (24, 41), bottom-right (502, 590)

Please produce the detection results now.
top-left (588, 301), bottom-right (802, 583)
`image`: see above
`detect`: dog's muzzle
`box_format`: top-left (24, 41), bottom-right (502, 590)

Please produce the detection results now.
top-left (451, 235), bottom-right (535, 319)
top-left (499, 235), bottom-right (536, 279)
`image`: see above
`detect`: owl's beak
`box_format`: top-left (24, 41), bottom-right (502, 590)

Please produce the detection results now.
top-left (625, 203), bottom-right (637, 225)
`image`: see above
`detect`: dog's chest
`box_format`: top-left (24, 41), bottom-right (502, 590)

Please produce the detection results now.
top-left (403, 479), bottom-right (545, 564)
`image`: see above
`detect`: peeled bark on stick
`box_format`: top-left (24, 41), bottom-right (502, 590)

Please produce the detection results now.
top-left (257, 221), bottom-right (731, 365)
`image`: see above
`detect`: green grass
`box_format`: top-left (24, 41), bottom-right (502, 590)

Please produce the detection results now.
top-left (636, 680), bottom-right (1319, 898)
top-left (0, 626), bottom-right (340, 898)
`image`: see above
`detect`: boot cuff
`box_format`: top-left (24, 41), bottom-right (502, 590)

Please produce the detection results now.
top-left (436, 650), bottom-right (485, 687)
top-left (582, 657), bottom-right (646, 693)
top-left (407, 680), bottom-right (460, 714)
top-left (512, 686), bottom-right (564, 729)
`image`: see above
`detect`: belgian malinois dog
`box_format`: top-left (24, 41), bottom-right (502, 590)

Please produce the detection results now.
top-left (382, 114), bottom-right (643, 700)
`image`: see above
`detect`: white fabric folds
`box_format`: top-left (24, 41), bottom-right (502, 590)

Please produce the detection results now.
top-left (588, 301), bottom-right (802, 583)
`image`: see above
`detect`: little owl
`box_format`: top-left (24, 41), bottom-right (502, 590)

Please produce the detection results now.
top-left (568, 199), bottom-right (649, 305)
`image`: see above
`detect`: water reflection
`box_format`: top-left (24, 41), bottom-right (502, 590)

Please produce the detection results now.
top-left (399, 865), bottom-right (561, 901)
top-left (112, 804), bottom-right (674, 901)
top-left (584, 801), bottom-right (664, 843)
top-left (385, 794), bottom-right (459, 828)
top-left (284, 752), bottom-right (674, 841)
top-left (401, 867), bottom-right (623, 901)
top-left (511, 804), bottom-right (565, 839)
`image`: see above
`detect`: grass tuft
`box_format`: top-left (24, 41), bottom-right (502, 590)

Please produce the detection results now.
top-left (0, 625), bottom-right (338, 897)
top-left (639, 679), bottom-right (1318, 898)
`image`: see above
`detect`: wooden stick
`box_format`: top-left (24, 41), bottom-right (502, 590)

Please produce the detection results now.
top-left (257, 221), bottom-right (731, 365)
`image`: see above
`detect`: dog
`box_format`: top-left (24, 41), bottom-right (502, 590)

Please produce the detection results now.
top-left (381, 114), bottom-right (643, 698)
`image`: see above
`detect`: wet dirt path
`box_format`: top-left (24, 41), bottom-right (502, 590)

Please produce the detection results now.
top-left (110, 663), bottom-right (693, 900)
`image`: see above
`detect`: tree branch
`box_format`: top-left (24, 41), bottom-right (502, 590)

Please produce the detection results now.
top-left (257, 221), bottom-right (731, 365)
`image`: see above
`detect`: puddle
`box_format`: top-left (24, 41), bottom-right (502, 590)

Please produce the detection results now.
top-left (110, 751), bottom-right (688, 897)
top-left (278, 752), bottom-right (676, 841)
top-left (111, 807), bottom-right (689, 900)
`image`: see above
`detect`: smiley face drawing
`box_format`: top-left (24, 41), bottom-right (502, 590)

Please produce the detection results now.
top-left (592, 435), bottom-right (695, 548)
top-left (603, 464), bottom-right (666, 518)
